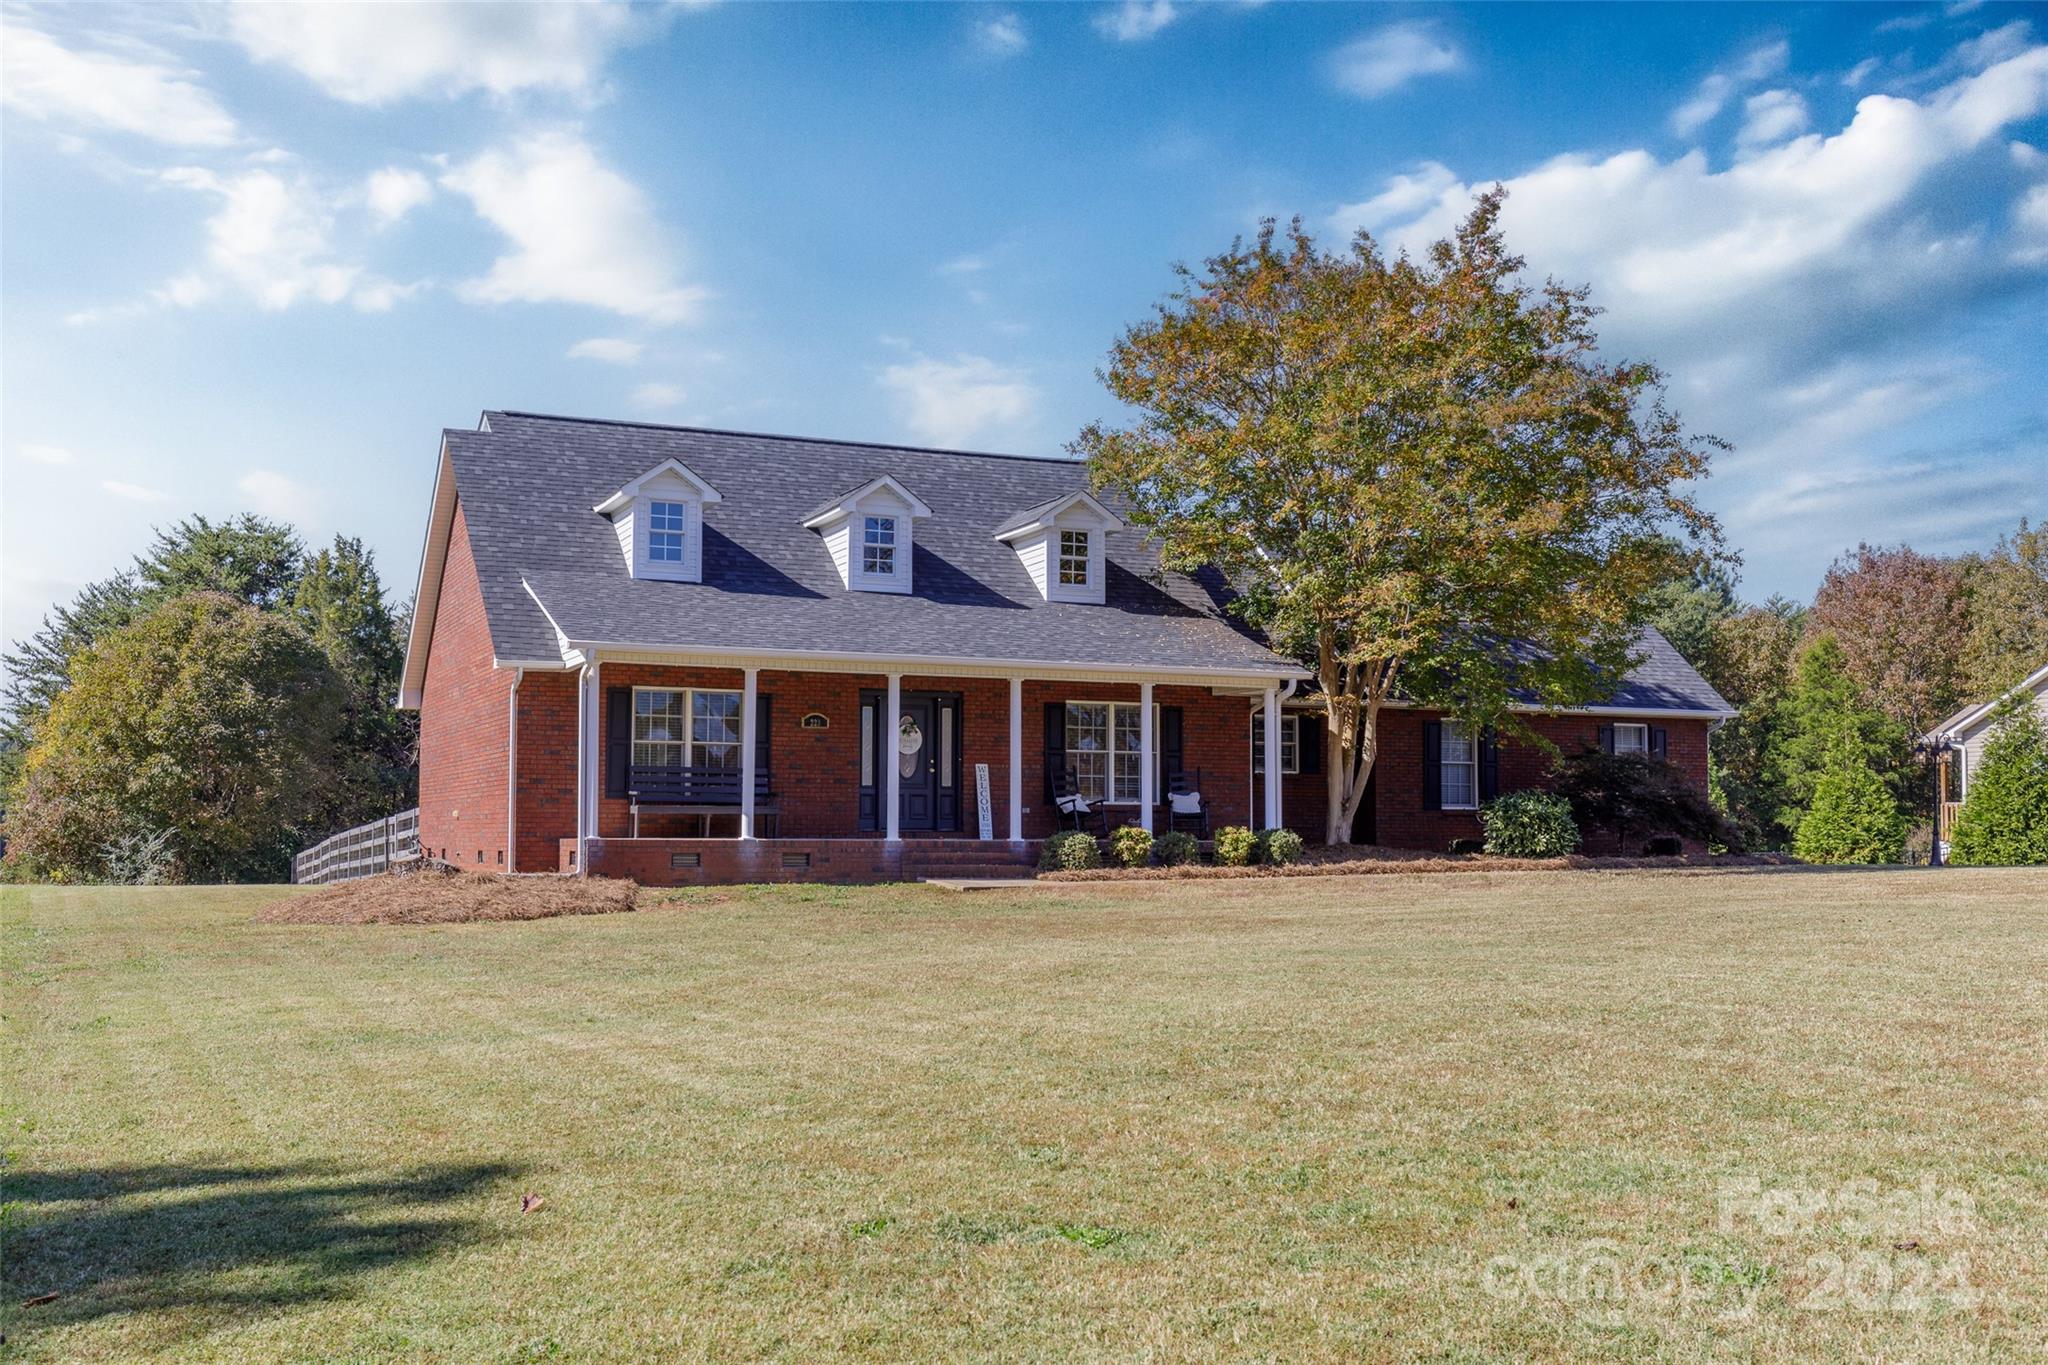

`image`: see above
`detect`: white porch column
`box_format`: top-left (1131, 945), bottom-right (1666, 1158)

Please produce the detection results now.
top-left (1262, 686), bottom-right (1281, 831)
top-left (577, 662), bottom-right (601, 855)
top-left (1138, 681), bottom-right (1155, 834)
top-left (884, 672), bottom-right (902, 843)
top-left (1008, 676), bottom-right (1024, 843)
top-left (739, 666), bottom-right (759, 840)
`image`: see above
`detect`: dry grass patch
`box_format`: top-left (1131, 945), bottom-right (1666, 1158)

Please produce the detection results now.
top-left (256, 862), bottom-right (635, 924)
top-left (1043, 846), bottom-right (1804, 880)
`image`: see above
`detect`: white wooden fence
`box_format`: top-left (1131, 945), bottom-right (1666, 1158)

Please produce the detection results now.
top-left (292, 808), bottom-right (420, 885)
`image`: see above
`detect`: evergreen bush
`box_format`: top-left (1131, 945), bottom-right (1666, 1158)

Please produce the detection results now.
top-left (1213, 826), bottom-right (1257, 866)
top-left (1793, 722), bottom-right (1907, 864)
top-left (1109, 825), bottom-right (1154, 868)
top-left (1479, 790), bottom-right (1581, 857)
top-left (1155, 830), bottom-right (1200, 866)
top-left (1038, 831), bottom-right (1102, 872)
top-left (1948, 700), bottom-right (2048, 866)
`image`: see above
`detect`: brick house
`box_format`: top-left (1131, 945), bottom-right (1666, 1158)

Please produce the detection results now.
top-left (400, 412), bottom-right (1732, 883)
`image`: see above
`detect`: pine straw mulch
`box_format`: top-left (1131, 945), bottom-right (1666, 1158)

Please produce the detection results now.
top-left (258, 861), bottom-right (637, 925)
top-left (1038, 846), bottom-right (1805, 882)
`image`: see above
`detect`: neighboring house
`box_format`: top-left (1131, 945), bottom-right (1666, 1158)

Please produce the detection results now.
top-left (1924, 661), bottom-right (2048, 856)
top-left (400, 411), bottom-right (1731, 883)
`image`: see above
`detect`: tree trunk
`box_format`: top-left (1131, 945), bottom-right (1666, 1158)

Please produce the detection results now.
top-left (1323, 700), bottom-right (1380, 846)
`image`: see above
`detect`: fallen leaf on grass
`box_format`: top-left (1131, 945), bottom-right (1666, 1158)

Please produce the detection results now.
top-left (22, 1293), bottom-right (57, 1307)
top-left (521, 1193), bottom-right (546, 1214)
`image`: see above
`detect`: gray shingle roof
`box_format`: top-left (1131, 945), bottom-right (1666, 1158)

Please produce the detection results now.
top-left (439, 410), bottom-right (1733, 710)
top-left (449, 412), bottom-right (1295, 677)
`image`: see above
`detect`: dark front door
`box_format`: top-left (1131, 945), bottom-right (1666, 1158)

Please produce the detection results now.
top-left (862, 691), bottom-right (962, 832)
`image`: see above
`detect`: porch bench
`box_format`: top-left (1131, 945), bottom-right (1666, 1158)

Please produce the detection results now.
top-left (627, 764), bottom-right (778, 837)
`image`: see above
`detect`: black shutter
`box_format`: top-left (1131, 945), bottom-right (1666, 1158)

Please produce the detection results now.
top-left (755, 693), bottom-right (773, 781)
top-left (1422, 719), bottom-right (1442, 811)
top-left (1598, 723), bottom-right (1616, 754)
top-left (1043, 701), bottom-right (1066, 800)
top-left (1301, 714), bottom-right (1323, 774)
top-left (1649, 726), bottom-right (1668, 759)
top-left (605, 688), bottom-right (631, 797)
top-left (1161, 706), bottom-right (1184, 782)
top-left (1479, 728), bottom-right (1500, 802)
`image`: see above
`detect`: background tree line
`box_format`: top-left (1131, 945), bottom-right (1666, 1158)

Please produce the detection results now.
top-left (1, 515), bottom-right (415, 883)
top-left (1647, 521), bottom-right (2048, 860)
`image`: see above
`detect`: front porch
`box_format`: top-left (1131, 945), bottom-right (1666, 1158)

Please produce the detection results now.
top-left (543, 657), bottom-right (1298, 880)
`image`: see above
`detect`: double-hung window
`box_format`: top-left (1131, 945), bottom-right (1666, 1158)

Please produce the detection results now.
top-left (1439, 721), bottom-right (1478, 809)
top-left (647, 500), bottom-right (685, 563)
top-left (1058, 530), bottom-right (1090, 586)
top-left (862, 516), bottom-right (897, 577)
top-left (634, 688), bottom-right (741, 771)
top-left (1612, 722), bottom-right (1649, 755)
top-left (1065, 701), bottom-right (1159, 803)
top-left (1251, 714), bottom-right (1300, 774)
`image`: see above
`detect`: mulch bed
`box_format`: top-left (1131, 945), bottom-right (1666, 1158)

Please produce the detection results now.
top-left (1038, 846), bottom-right (1804, 882)
top-left (258, 861), bottom-right (637, 925)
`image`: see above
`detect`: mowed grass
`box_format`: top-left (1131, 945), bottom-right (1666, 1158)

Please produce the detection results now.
top-left (3, 869), bottom-right (2044, 1362)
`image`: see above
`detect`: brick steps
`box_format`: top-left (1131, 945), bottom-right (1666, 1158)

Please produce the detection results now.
top-left (899, 843), bottom-right (1039, 882)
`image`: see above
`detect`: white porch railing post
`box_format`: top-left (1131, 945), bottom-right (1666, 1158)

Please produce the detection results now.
top-left (884, 673), bottom-right (902, 844)
top-left (739, 666), bottom-right (759, 840)
top-left (1008, 676), bottom-right (1024, 843)
top-left (1139, 681), bottom-right (1155, 835)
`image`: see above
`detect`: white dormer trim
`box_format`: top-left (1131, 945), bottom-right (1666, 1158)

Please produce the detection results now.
top-left (595, 459), bottom-right (724, 583)
top-left (804, 475), bottom-right (931, 594)
top-left (996, 492), bottom-right (1122, 605)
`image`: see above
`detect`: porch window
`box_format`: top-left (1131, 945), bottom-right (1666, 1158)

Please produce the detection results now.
top-left (860, 702), bottom-right (874, 786)
top-left (1440, 721), bottom-right (1477, 809)
top-left (1065, 700), bottom-right (1159, 803)
top-left (1058, 530), bottom-right (1089, 586)
top-left (647, 500), bottom-right (685, 563)
top-left (1251, 714), bottom-right (1300, 774)
top-left (862, 516), bottom-right (897, 577)
top-left (634, 688), bottom-right (741, 769)
top-left (1612, 722), bottom-right (1649, 755)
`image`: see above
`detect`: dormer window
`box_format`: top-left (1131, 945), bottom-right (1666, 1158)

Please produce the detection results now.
top-left (802, 476), bottom-right (932, 594)
top-left (862, 516), bottom-right (898, 577)
top-left (995, 491), bottom-right (1123, 605)
top-left (1058, 530), bottom-right (1090, 587)
top-left (594, 458), bottom-right (723, 583)
top-left (648, 501), bottom-right (686, 563)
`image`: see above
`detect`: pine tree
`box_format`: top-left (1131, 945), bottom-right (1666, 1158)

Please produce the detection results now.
top-left (292, 537), bottom-right (417, 825)
top-left (1948, 699), bottom-right (2048, 866)
top-left (1773, 633), bottom-right (1910, 836)
top-left (1794, 720), bottom-right (1907, 864)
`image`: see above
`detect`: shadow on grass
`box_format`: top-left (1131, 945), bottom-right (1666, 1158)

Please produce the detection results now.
top-left (3, 1159), bottom-right (519, 1337)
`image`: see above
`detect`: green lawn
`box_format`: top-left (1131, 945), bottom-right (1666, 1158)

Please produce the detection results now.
top-left (4, 869), bottom-right (2044, 1362)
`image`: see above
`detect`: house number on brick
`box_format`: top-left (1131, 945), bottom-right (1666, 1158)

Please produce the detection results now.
top-left (801, 712), bottom-right (828, 729)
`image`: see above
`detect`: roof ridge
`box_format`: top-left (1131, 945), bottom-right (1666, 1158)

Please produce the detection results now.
top-left (483, 409), bottom-right (1086, 468)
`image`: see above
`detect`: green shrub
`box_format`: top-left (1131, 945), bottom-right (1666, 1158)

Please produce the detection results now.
top-left (1948, 699), bottom-right (2048, 866)
top-left (1038, 831), bottom-right (1101, 871)
top-left (1260, 828), bottom-right (1304, 866)
top-left (1551, 749), bottom-right (1738, 852)
top-left (1109, 825), bottom-right (1154, 868)
top-left (1793, 722), bottom-right (1906, 865)
top-left (1155, 830), bottom-right (1200, 866)
top-left (1213, 825), bottom-right (1256, 866)
top-left (1479, 790), bottom-right (1580, 857)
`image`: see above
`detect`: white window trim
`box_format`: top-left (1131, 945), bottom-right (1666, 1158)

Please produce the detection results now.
top-left (860, 515), bottom-right (900, 581)
top-left (632, 685), bottom-right (743, 770)
top-left (1057, 529), bottom-right (1091, 587)
top-left (1440, 720), bottom-right (1479, 811)
top-left (646, 499), bottom-right (687, 565)
top-left (1065, 700), bottom-right (1162, 805)
top-left (1252, 713), bottom-right (1299, 775)
top-left (1612, 722), bottom-right (1650, 755)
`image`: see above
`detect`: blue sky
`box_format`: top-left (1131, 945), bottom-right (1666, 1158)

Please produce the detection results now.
top-left (4, 1), bottom-right (2045, 652)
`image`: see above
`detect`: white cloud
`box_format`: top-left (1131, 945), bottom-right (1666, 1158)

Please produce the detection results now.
top-left (0, 19), bottom-right (237, 146)
top-left (156, 166), bottom-right (407, 312)
top-left (878, 354), bottom-right (1037, 448)
top-left (1670, 40), bottom-right (1789, 136)
top-left (937, 253), bottom-right (990, 276)
top-left (19, 444), bottom-right (74, 466)
top-left (1328, 23), bottom-right (1461, 99)
top-left (1336, 38), bottom-right (2048, 588)
top-left (442, 132), bottom-right (706, 324)
top-left (365, 167), bottom-right (433, 227)
top-left (632, 382), bottom-right (684, 409)
top-left (975, 12), bottom-right (1029, 57)
top-left (226, 0), bottom-right (649, 104)
top-left (238, 469), bottom-right (315, 521)
top-left (102, 479), bottom-right (170, 503)
top-left (1738, 89), bottom-right (1810, 148)
top-left (1844, 56), bottom-right (1882, 89)
top-left (1328, 161), bottom-right (1457, 235)
top-left (1095, 1), bottom-right (1178, 43)
top-left (568, 337), bottom-right (644, 364)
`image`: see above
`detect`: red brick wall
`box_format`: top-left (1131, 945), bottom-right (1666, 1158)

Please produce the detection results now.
top-left (508, 668), bottom-right (1263, 849)
top-left (416, 502), bottom-right (514, 871)
top-left (1285, 708), bottom-right (1715, 854)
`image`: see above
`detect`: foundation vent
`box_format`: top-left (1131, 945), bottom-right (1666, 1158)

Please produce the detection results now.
top-left (671, 852), bottom-right (702, 870)
top-left (780, 851), bottom-right (812, 870)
